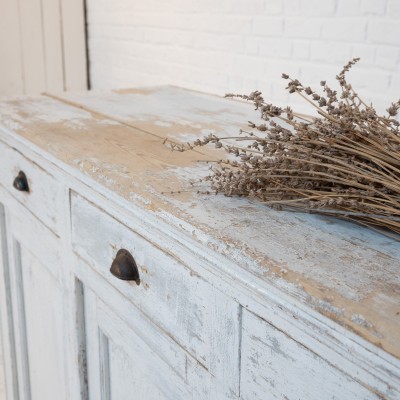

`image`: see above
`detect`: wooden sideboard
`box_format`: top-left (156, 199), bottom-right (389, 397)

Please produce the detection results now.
top-left (0, 86), bottom-right (399, 400)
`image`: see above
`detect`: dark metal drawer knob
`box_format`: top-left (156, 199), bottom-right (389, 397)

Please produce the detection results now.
top-left (13, 171), bottom-right (29, 192)
top-left (110, 249), bottom-right (140, 285)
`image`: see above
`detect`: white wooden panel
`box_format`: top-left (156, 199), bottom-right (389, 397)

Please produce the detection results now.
top-left (71, 193), bottom-right (241, 395)
top-left (18, 0), bottom-right (46, 93)
top-left (60, 0), bottom-right (88, 90)
top-left (41, 0), bottom-right (64, 92)
top-left (5, 207), bottom-right (68, 400)
top-left (84, 289), bottom-right (190, 400)
top-left (0, 140), bottom-right (66, 236)
top-left (76, 257), bottom-right (188, 381)
top-left (0, 0), bottom-right (24, 95)
top-left (17, 245), bottom-right (67, 400)
top-left (76, 256), bottom-right (238, 400)
top-left (240, 310), bottom-right (380, 400)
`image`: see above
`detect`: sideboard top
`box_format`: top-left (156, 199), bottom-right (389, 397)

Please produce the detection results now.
top-left (0, 86), bottom-right (399, 359)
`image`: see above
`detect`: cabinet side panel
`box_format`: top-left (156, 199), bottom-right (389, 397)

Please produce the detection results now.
top-left (0, 203), bottom-right (19, 400)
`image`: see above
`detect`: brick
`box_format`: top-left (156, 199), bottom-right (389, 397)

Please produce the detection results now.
top-left (375, 45), bottom-right (400, 69)
top-left (321, 19), bottom-right (367, 42)
top-left (232, 0), bottom-right (266, 15)
top-left (242, 77), bottom-right (262, 93)
top-left (298, 63), bottom-right (341, 86)
top-left (258, 38), bottom-right (292, 59)
top-left (200, 15), bottom-right (254, 34)
top-left (234, 55), bottom-right (267, 78)
top-left (245, 37), bottom-right (259, 55)
top-left (387, 0), bottom-right (400, 17)
top-left (300, 0), bottom-right (337, 17)
top-left (311, 41), bottom-right (353, 64)
top-left (360, 0), bottom-right (386, 15)
top-left (193, 33), bottom-right (244, 53)
top-left (227, 75), bottom-right (242, 90)
top-left (292, 40), bottom-right (310, 61)
top-left (252, 17), bottom-right (284, 36)
top-left (368, 20), bottom-right (400, 45)
top-left (351, 44), bottom-right (376, 65)
top-left (284, 18), bottom-right (323, 38)
top-left (386, 75), bottom-right (400, 100)
top-left (265, 0), bottom-right (284, 15)
top-left (283, 0), bottom-right (301, 16)
top-left (337, 0), bottom-right (361, 16)
top-left (345, 68), bottom-right (391, 92)
top-left (264, 60), bottom-right (301, 80)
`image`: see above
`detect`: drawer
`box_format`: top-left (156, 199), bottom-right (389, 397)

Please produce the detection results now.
top-left (240, 310), bottom-right (381, 400)
top-left (70, 193), bottom-right (241, 395)
top-left (0, 140), bottom-right (65, 236)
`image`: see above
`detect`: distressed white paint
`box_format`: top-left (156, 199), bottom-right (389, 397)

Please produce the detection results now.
top-left (88, 293), bottom-right (190, 400)
top-left (55, 87), bottom-right (400, 353)
top-left (71, 192), bottom-right (241, 395)
top-left (0, 139), bottom-right (66, 236)
top-left (79, 265), bottom-right (238, 399)
top-left (241, 310), bottom-right (382, 399)
top-left (0, 88), bottom-right (399, 399)
top-left (0, 194), bottom-right (68, 400)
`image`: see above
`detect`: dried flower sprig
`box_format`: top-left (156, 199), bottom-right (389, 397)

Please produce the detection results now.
top-left (175, 59), bottom-right (400, 236)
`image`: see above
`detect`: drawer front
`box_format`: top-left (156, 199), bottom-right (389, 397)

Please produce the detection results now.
top-left (71, 193), bottom-right (241, 394)
top-left (0, 140), bottom-right (65, 236)
top-left (241, 310), bottom-right (381, 400)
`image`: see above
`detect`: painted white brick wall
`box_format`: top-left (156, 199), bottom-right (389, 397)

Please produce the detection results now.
top-left (87, 0), bottom-right (400, 114)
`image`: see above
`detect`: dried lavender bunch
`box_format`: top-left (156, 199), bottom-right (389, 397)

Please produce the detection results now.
top-left (176, 59), bottom-right (400, 235)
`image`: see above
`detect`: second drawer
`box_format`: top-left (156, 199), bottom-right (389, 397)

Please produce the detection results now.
top-left (70, 192), bottom-right (241, 394)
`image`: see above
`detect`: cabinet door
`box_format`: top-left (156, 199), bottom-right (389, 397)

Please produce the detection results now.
top-left (4, 206), bottom-right (68, 400)
top-left (240, 310), bottom-right (381, 400)
top-left (84, 288), bottom-right (190, 400)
